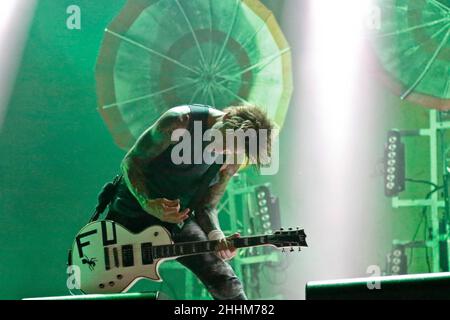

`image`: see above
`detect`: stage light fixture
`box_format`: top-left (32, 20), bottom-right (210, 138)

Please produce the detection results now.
top-left (386, 244), bottom-right (407, 275)
top-left (255, 185), bottom-right (281, 234)
top-left (384, 130), bottom-right (405, 197)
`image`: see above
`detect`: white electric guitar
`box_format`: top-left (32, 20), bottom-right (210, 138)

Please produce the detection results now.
top-left (69, 220), bottom-right (307, 294)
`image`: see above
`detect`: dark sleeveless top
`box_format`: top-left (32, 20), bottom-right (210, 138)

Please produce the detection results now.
top-left (106, 105), bottom-right (220, 233)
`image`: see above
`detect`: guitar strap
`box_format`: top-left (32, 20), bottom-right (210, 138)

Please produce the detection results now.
top-left (88, 174), bottom-right (123, 223)
top-left (68, 174), bottom-right (123, 265)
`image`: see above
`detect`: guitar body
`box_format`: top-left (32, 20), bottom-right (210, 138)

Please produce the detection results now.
top-left (70, 220), bottom-right (172, 294)
top-left (70, 220), bottom-right (307, 295)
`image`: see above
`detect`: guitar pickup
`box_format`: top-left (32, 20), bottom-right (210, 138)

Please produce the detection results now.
top-left (141, 242), bottom-right (153, 265)
top-left (121, 244), bottom-right (134, 267)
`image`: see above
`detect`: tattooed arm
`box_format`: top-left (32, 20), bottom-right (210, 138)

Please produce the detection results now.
top-left (194, 163), bottom-right (240, 234)
top-left (195, 163), bottom-right (241, 260)
top-left (121, 106), bottom-right (191, 223)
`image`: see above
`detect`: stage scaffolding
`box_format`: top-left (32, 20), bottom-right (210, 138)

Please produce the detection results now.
top-left (391, 109), bottom-right (450, 273)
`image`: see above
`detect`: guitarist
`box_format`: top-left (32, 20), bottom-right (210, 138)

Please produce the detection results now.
top-left (105, 104), bottom-right (274, 300)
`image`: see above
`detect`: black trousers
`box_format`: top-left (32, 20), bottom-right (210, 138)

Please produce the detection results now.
top-left (106, 209), bottom-right (247, 300)
top-left (172, 219), bottom-right (247, 300)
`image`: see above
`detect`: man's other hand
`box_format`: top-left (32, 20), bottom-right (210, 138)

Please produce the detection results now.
top-left (214, 233), bottom-right (240, 261)
top-left (145, 198), bottom-right (190, 223)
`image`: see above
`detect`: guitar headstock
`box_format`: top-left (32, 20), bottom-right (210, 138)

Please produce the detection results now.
top-left (269, 227), bottom-right (308, 251)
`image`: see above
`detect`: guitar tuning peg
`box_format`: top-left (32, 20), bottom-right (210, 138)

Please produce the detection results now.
top-left (290, 247), bottom-right (294, 252)
top-left (288, 227), bottom-right (293, 230)
top-left (282, 248), bottom-right (285, 253)
top-left (280, 227), bottom-right (284, 231)
top-left (298, 247), bottom-right (301, 252)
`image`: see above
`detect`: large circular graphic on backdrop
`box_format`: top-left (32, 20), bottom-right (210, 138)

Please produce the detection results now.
top-left (372, 0), bottom-right (450, 110)
top-left (96, 0), bottom-right (292, 150)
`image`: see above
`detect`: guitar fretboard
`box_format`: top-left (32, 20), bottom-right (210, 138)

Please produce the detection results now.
top-left (149, 235), bottom-right (270, 259)
top-left (102, 229), bottom-right (306, 270)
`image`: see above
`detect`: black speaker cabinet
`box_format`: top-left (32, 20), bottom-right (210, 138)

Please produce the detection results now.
top-left (306, 272), bottom-right (450, 300)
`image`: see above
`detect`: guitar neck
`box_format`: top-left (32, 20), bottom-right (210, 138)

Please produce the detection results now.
top-left (151, 235), bottom-right (271, 259)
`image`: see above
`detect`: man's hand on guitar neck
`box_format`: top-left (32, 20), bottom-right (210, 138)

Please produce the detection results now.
top-left (209, 230), bottom-right (240, 261)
